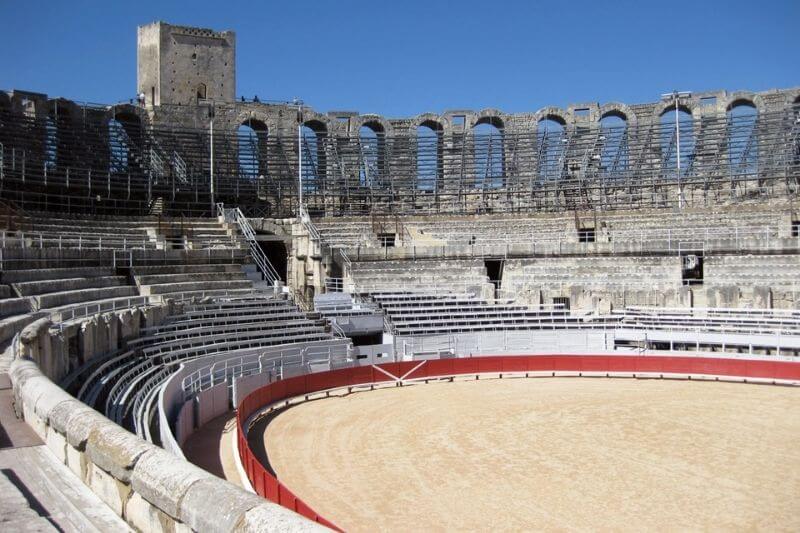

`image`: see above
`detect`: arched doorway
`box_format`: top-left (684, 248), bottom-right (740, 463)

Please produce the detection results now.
top-left (727, 100), bottom-right (758, 177)
top-left (473, 117), bottom-right (504, 189)
top-left (599, 112), bottom-right (628, 181)
top-left (416, 121), bottom-right (442, 191)
top-left (359, 121), bottom-right (385, 187)
top-left (537, 117), bottom-right (566, 183)
top-left (660, 106), bottom-right (694, 179)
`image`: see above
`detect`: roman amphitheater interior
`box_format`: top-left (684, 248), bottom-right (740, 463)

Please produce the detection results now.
top-left (0, 20), bottom-right (799, 532)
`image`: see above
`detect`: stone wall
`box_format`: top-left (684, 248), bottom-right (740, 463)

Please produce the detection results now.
top-left (9, 317), bottom-right (324, 532)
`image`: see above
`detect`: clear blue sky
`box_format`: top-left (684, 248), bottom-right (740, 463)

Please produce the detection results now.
top-left (1, 0), bottom-right (797, 116)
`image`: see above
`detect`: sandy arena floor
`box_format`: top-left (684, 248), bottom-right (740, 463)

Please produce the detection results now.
top-left (256, 377), bottom-right (800, 532)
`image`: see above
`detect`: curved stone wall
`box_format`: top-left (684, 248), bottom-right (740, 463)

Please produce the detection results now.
top-left (9, 317), bottom-right (326, 532)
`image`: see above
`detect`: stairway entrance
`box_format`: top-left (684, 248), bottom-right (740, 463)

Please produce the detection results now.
top-left (484, 259), bottom-right (504, 295)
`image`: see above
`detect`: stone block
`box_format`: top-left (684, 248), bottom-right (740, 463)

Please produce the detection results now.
top-left (86, 423), bottom-right (154, 483)
top-left (235, 503), bottom-right (327, 532)
top-left (130, 448), bottom-right (213, 519)
top-left (126, 491), bottom-right (179, 533)
top-left (64, 404), bottom-right (110, 450)
top-left (87, 461), bottom-right (131, 517)
top-left (179, 478), bottom-right (263, 533)
top-left (46, 426), bottom-right (68, 463)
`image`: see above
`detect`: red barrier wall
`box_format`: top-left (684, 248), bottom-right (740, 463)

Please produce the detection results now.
top-left (235, 354), bottom-right (800, 529)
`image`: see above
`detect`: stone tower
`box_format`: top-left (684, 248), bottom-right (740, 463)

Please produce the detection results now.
top-left (137, 21), bottom-right (235, 107)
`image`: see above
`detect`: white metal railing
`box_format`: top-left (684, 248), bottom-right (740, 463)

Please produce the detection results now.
top-left (1, 229), bottom-right (152, 251)
top-left (180, 342), bottom-right (351, 400)
top-left (52, 296), bottom-right (150, 325)
top-left (171, 151), bottom-right (187, 183)
top-left (217, 203), bottom-right (280, 284)
top-left (324, 277), bottom-right (344, 292)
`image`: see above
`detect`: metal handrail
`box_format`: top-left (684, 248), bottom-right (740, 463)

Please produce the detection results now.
top-left (217, 203), bottom-right (280, 284)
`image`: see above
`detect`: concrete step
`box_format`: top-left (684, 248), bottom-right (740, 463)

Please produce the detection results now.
top-left (0, 297), bottom-right (33, 319)
top-left (0, 286), bottom-right (12, 299)
top-left (33, 286), bottom-right (138, 311)
top-left (132, 264), bottom-right (243, 275)
top-left (13, 277), bottom-right (128, 297)
top-left (0, 313), bottom-right (45, 345)
top-left (135, 271), bottom-right (248, 285)
top-left (0, 446), bottom-right (131, 532)
top-left (1, 268), bottom-right (115, 284)
top-left (140, 279), bottom-right (253, 296)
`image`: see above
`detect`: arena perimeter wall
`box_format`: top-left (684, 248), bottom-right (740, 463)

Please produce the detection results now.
top-left (237, 354), bottom-right (800, 529)
top-left (9, 320), bottom-right (325, 533)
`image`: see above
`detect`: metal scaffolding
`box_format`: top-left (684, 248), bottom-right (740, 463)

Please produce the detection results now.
top-left (0, 101), bottom-right (797, 217)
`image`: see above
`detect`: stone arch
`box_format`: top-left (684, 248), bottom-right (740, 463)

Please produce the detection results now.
top-left (415, 115), bottom-right (444, 191)
top-left (472, 112), bottom-right (505, 189)
top-left (238, 117), bottom-right (269, 180)
top-left (658, 102), bottom-right (695, 178)
top-left (46, 99), bottom-right (78, 169)
top-left (727, 98), bottom-right (759, 176)
top-left (656, 99), bottom-right (698, 121)
top-left (301, 118), bottom-right (328, 193)
top-left (353, 115), bottom-right (393, 136)
top-left (472, 109), bottom-right (505, 130)
top-left (599, 102), bottom-right (638, 126)
top-left (357, 118), bottom-right (388, 187)
top-left (533, 107), bottom-right (569, 129)
top-left (725, 92), bottom-right (759, 112)
top-left (535, 112), bottom-right (567, 183)
top-left (413, 113), bottom-right (444, 132)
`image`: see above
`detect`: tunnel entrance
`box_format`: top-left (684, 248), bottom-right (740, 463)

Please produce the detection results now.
top-left (258, 238), bottom-right (288, 283)
top-left (484, 259), bottom-right (504, 294)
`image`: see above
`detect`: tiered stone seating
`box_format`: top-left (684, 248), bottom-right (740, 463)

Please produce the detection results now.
top-left (155, 218), bottom-right (247, 250)
top-left (371, 292), bottom-right (575, 336)
top-left (313, 219), bottom-right (378, 247)
top-left (354, 204), bottom-right (790, 248)
top-left (133, 264), bottom-right (255, 298)
top-left (705, 255), bottom-right (800, 287)
top-left (0, 211), bottom-right (248, 251)
top-left (74, 294), bottom-right (347, 435)
top-left (2, 267), bottom-right (139, 313)
top-left (0, 211), bottom-right (157, 249)
top-left (349, 259), bottom-right (491, 294)
top-left (503, 257), bottom-right (683, 290)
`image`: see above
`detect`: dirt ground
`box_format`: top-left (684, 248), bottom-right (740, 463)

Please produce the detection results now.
top-left (256, 377), bottom-right (800, 532)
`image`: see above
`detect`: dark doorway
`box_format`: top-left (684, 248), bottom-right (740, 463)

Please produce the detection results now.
top-left (259, 240), bottom-right (288, 282)
top-left (485, 259), bottom-right (504, 293)
top-left (681, 253), bottom-right (703, 285)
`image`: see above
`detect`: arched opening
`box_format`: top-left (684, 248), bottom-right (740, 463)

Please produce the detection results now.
top-left (257, 233), bottom-right (288, 283)
top-left (44, 115), bottom-right (58, 170)
top-left (359, 122), bottom-right (384, 187)
top-left (416, 121), bottom-right (442, 191)
top-left (108, 111), bottom-right (141, 175)
top-left (473, 117), bottom-right (504, 189)
top-left (727, 101), bottom-right (758, 176)
top-left (599, 113), bottom-right (628, 180)
top-left (660, 107), bottom-right (694, 178)
top-left (108, 118), bottom-right (129, 173)
top-left (301, 120), bottom-right (327, 193)
top-left (537, 117), bottom-right (566, 183)
top-left (238, 119), bottom-right (268, 180)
